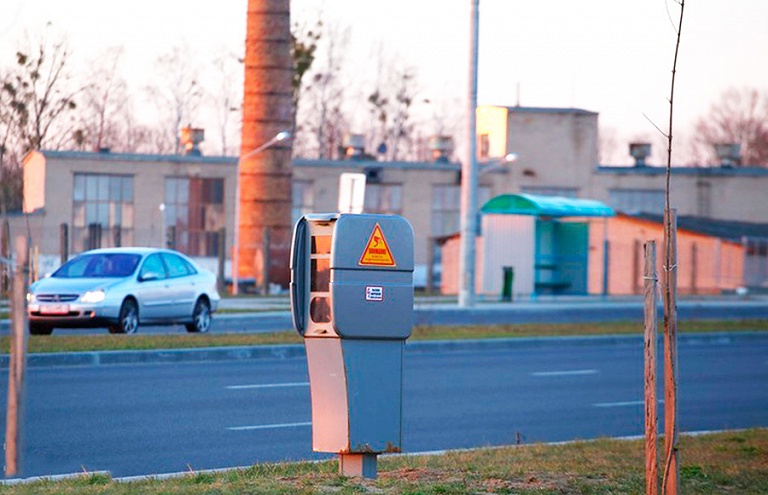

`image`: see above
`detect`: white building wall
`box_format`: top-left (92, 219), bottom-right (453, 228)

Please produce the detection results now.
top-left (481, 215), bottom-right (536, 297)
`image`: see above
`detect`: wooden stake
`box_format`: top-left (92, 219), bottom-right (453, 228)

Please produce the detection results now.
top-left (662, 209), bottom-right (679, 495)
top-left (5, 236), bottom-right (29, 477)
top-left (644, 240), bottom-right (659, 495)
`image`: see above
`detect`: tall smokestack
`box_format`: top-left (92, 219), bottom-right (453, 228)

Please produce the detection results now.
top-left (238, 0), bottom-right (294, 292)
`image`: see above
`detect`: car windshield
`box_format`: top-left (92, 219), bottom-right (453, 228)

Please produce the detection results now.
top-left (53, 253), bottom-right (142, 278)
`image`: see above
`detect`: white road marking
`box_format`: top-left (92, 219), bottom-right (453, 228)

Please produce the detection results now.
top-left (531, 369), bottom-right (598, 377)
top-left (228, 422), bottom-right (312, 431)
top-left (594, 400), bottom-right (664, 408)
top-left (226, 382), bottom-right (309, 390)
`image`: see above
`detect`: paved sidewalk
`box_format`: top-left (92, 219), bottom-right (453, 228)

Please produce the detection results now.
top-left (216, 292), bottom-right (768, 312)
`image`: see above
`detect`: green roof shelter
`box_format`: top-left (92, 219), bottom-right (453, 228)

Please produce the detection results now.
top-left (481, 193), bottom-right (615, 218)
top-left (478, 194), bottom-right (614, 298)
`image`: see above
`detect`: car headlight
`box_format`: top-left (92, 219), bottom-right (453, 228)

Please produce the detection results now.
top-left (26, 292), bottom-right (35, 303)
top-left (81, 289), bottom-right (106, 303)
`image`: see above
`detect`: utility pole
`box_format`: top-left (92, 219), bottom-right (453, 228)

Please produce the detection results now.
top-left (458, 0), bottom-right (480, 307)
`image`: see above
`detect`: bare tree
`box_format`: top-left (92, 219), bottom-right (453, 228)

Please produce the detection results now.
top-left (660, 2), bottom-right (685, 494)
top-left (598, 126), bottom-right (622, 164)
top-left (693, 87), bottom-right (768, 166)
top-left (291, 19), bottom-right (321, 113)
top-left (299, 22), bottom-right (349, 159)
top-left (146, 42), bottom-right (205, 154)
top-left (1, 30), bottom-right (79, 153)
top-left (365, 51), bottom-right (421, 161)
top-left (0, 28), bottom-right (80, 211)
top-left (209, 49), bottom-right (243, 156)
top-left (73, 46), bottom-right (130, 151)
top-left (387, 66), bottom-right (418, 160)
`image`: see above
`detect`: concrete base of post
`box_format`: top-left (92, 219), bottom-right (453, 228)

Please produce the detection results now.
top-left (339, 453), bottom-right (377, 479)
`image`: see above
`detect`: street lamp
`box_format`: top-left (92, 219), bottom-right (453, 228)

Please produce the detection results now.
top-left (232, 130), bottom-right (291, 295)
top-left (458, 0), bottom-right (480, 308)
top-left (479, 153), bottom-right (518, 175)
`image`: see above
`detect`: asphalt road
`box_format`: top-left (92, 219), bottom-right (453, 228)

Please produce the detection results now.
top-left (2, 332), bottom-right (767, 479)
top-left (7, 296), bottom-right (768, 335)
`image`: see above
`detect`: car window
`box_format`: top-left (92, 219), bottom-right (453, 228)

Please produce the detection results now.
top-left (53, 253), bottom-right (141, 278)
top-left (139, 254), bottom-right (167, 280)
top-left (53, 256), bottom-right (91, 278)
top-left (101, 254), bottom-right (141, 277)
top-left (181, 257), bottom-right (198, 275)
top-left (161, 253), bottom-right (193, 278)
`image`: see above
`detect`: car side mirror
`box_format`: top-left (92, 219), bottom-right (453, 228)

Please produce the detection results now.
top-left (139, 272), bottom-right (161, 282)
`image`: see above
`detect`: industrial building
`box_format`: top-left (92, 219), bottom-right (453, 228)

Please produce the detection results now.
top-left (15, 106), bottom-right (768, 293)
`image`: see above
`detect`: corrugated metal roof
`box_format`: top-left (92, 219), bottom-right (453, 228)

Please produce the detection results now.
top-left (35, 150), bottom-right (460, 171)
top-left (504, 106), bottom-right (598, 116)
top-left (597, 165), bottom-right (768, 176)
top-left (38, 150), bottom-right (236, 165)
top-left (626, 213), bottom-right (768, 241)
top-left (481, 193), bottom-right (615, 218)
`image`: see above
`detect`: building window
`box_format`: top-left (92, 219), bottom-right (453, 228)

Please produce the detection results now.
top-left (292, 181), bottom-right (314, 225)
top-left (431, 185), bottom-right (491, 236)
top-left (165, 177), bottom-right (225, 256)
top-left (364, 183), bottom-right (403, 215)
top-left (72, 173), bottom-right (134, 251)
top-left (696, 181), bottom-right (712, 217)
top-left (521, 186), bottom-right (579, 198)
top-left (608, 188), bottom-right (665, 214)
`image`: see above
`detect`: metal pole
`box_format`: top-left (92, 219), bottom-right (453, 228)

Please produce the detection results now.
top-left (159, 203), bottom-right (166, 249)
top-left (59, 223), bottom-right (69, 264)
top-left (232, 157), bottom-right (242, 295)
top-left (217, 227), bottom-right (226, 294)
top-left (233, 131), bottom-right (290, 296)
top-left (426, 237), bottom-right (435, 294)
top-left (602, 218), bottom-right (610, 297)
top-left (458, 0), bottom-right (480, 307)
top-left (262, 226), bottom-right (271, 295)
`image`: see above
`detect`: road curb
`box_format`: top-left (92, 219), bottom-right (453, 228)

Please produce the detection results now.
top-left (3, 331), bottom-right (766, 368)
top-left (3, 344), bottom-right (306, 368)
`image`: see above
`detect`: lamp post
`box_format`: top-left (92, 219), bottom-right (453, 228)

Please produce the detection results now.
top-left (458, 0), bottom-right (480, 307)
top-left (232, 130), bottom-right (291, 295)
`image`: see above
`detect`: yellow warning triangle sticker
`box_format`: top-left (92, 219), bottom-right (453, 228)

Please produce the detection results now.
top-left (359, 223), bottom-right (396, 267)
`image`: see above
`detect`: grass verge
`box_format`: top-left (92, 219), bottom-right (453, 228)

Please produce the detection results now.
top-left (1, 319), bottom-right (766, 354)
top-left (2, 429), bottom-right (766, 494)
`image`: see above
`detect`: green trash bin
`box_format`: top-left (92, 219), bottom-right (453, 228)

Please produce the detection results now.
top-left (501, 266), bottom-right (514, 302)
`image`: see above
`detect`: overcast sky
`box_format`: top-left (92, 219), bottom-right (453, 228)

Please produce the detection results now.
top-left (2, 0), bottom-right (766, 164)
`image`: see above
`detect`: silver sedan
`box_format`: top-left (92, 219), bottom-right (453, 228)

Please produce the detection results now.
top-left (27, 247), bottom-right (221, 335)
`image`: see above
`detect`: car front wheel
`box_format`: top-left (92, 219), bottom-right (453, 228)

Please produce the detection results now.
top-left (109, 299), bottom-right (139, 334)
top-left (186, 298), bottom-right (211, 333)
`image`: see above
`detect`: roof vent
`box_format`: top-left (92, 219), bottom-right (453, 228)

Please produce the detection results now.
top-left (629, 143), bottom-right (651, 167)
top-left (428, 135), bottom-right (454, 163)
top-left (343, 133), bottom-right (366, 159)
top-left (180, 126), bottom-right (205, 156)
top-left (714, 143), bottom-right (740, 167)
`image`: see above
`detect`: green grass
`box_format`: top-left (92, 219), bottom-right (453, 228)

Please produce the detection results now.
top-left (411, 318), bottom-right (768, 340)
top-left (2, 319), bottom-right (766, 354)
top-left (1, 429), bottom-right (766, 494)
